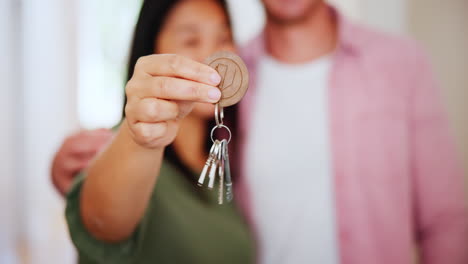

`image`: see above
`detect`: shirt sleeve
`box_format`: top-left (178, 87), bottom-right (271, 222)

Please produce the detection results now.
top-left (65, 173), bottom-right (150, 264)
top-left (409, 47), bottom-right (468, 264)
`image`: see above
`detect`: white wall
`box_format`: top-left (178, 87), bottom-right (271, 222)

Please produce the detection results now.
top-left (227, 0), bottom-right (265, 45)
top-left (0, 0), bottom-right (21, 262)
top-left (20, 0), bottom-right (79, 263)
top-left (77, 0), bottom-right (141, 129)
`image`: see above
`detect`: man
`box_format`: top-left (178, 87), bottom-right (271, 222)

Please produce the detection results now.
top-left (236, 0), bottom-right (468, 263)
top-left (53, 0), bottom-right (467, 263)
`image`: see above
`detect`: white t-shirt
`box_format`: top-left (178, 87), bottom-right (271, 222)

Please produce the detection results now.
top-left (243, 55), bottom-right (339, 264)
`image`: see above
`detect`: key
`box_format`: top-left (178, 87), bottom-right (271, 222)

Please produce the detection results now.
top-left (207, 140), bottom-right (221, 189)
top-left (218, 140), bottom-right (226, 204)
top-left (198, 142), bottom-right (218, 186)
top-left (223, 140), bottom-right (233, 202)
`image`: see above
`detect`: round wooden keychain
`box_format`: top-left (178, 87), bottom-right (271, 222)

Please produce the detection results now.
top-left (204, 51), bottom-right (249, 107)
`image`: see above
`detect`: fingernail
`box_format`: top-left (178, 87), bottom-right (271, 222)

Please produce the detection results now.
top-left (210, 73), bottom-right (221, 85)
top-left (208, 88), bottom-right (221, 101)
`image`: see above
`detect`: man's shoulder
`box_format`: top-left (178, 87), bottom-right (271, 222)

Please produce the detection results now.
top-left (238, 21), bottom-right (432, 75)
top-left (239, 23), bottom-right (429, 64)
top-left (350, 23), bottom-right (437, 95)
top-left (349, 23), bottom-right (429, 67)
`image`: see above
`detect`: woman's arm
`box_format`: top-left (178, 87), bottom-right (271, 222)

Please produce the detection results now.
top-left (79, 54), bottom-right (222, 243)
top-left (80, 121), bottom-right (164, 243)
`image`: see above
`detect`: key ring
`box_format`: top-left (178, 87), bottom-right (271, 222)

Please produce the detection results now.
top-left (210, 124), bottom-right (231, 144)
top-left (214, 103), bottom-right (224, 126)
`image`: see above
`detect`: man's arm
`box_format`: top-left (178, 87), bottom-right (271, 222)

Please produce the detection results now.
top-left (410, 49), bottom-right (468, 264)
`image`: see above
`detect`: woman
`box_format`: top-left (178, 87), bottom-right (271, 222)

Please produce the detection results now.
top-left (65, 0), bottom-right (254, 263)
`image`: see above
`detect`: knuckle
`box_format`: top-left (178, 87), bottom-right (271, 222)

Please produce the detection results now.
top-left (194, 63), bottom-right (203, 76)
top-left (125, 79), bottom-right (138, 96)
top-left (135, 124), bottom-right (153, 143)
top-left (168, 54), bottom-right (181, 72)
top-left (146, 100), bottom-right (160, 120)
top-left (134, 122), bottom-right (168, 146)
top-left (156, 122), bottom-right (168, 137)
top-left (180, 102), bottom-right (195, 117)
top-left (63, 136), bottom-right (73, 146)
top-left (124, 103), bottom-right (133, 119)
top-left (172, 104), bottom-right (180, 118)
top-left (157, 77), bottom-right (170, 98)
top-left (135, 56), bottom-right (148, 71)
top-left (190, 85), bottom-right (202, 100)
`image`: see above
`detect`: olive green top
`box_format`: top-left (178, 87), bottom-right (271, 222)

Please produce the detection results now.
top-left (65, 160), bottom-right (254, 264)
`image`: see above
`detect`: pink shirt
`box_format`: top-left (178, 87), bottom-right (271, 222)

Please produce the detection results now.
top-left (235, 9), bottom-right (468, 264)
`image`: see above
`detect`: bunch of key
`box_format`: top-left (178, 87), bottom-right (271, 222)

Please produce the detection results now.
top-left (197, 51), bottom-right (249, 204)
top-left (198, 136), bottom-right (233, 204)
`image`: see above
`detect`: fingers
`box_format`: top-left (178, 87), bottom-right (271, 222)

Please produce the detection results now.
top-left (52, 145), bottom-right (93, 196)
top-left (67, 130), bottom-right (113, 156)
top-left (124, 54), bottom-right (220, 149)
top-left (135, 54), bottom-right (221, 86)
top-left (176, 101), bottom-right (195, 119)
top-left (52, 172), bottom-right (74, 196)
top-left (129, 120), bottom-right (179, 149)
top-left (126, 98), bottom-right (186, 123)
top-left (127, 76), bottom-right (221, 104)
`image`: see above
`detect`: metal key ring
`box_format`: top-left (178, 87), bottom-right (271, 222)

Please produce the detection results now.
top-left (210, 124), bottom-right (231, 144)
top-left (214, 103), bottom-right (224, 126)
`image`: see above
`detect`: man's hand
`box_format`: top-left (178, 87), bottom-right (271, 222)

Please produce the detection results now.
top-left (51, 128), bottom-right (114, 196)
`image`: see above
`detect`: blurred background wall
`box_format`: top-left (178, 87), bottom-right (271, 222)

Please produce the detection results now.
top-left (406, 0), bottom-right (468, 182)
top-left (0, 0), bottom-right (466, 263)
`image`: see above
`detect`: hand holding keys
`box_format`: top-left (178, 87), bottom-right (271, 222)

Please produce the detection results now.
top-left (124, 54), bottom-right (222, 150)
top-left (124, 50), bottom-right (247, 204)
top-left (197, 51), bottom-right (249, 204)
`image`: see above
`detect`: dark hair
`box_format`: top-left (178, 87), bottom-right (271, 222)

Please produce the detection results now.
top-left (126, 0), bottom-right (230, 83)
top-left (123, 0), bottom-right (235, 179)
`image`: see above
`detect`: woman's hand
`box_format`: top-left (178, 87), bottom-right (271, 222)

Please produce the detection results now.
top-left (80, 54), bottom-right (221, 242)
top-left (124, 54), bottom-right (221, 149)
